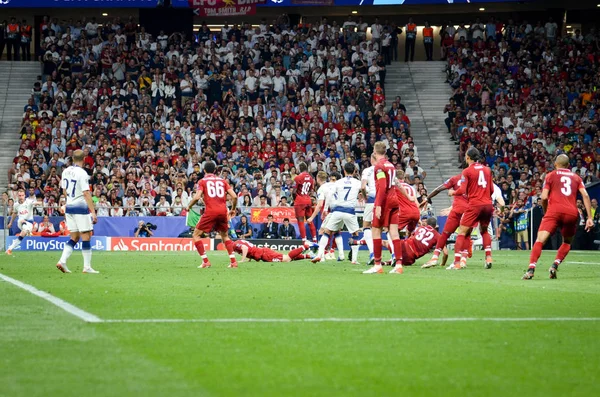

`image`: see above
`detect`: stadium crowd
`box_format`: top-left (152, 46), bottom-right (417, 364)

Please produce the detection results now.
top-left (442, 17), bottom-right (600, 246)
top-left (3, 15), bottom-right (431, 220)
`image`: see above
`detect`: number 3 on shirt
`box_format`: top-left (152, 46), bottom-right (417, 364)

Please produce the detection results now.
top-left (560, 176), bottom-right (571, 196)
top-left (206, 181), bottom-right (225, 198)
top-left (477, 170), bottom-right (487, 188)
top-left (414, 228), bottom-right (434, 245)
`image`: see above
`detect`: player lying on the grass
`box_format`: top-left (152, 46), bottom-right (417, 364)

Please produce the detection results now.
top-left (55, 149), bottom-right (99, 274)
top-left (306, 171), bottom-right (342, 261)
top-left (523, 154), bottom-right (594, 280)
top-left (233, 239), bottom-right (315, 263)
top-left (312, 163), bottom-right (362, 264)
top-left (5, 189), bottom-right (42, 255)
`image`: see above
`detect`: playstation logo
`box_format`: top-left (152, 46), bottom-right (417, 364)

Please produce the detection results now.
top-left (0, 0), bottom-right (12, 4)
top-left (270, 0), bottom-right (283, 3)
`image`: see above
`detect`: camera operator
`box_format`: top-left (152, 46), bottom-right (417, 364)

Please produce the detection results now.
top-left (134, 220), bottom-right (154, 237)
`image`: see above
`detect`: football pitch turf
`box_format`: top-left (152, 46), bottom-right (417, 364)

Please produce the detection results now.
top-left (1, 250), bottom-right (599, 397)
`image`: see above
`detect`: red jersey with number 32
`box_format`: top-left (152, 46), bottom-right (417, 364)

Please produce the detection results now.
top-left (374, 159), bottom-right (399, 208)
top-left (443, 174), bottom-right (468, 213)
top-left (456, 163), bottom-right (493, 206)
top-left (294, 172), bottom-right (314, 205)
top-left (198, 174), bottom-right (231, 215)
top-left (543, 169), bottom-right (584, 216)
top-left (408, 225), bottom-right (441, 258)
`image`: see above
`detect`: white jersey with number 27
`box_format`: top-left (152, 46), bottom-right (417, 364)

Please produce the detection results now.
top-left (61, 165), bottom-right (90, 213)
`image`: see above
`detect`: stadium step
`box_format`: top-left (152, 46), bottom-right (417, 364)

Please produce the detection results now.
top-left (0, 61), bottom-right (40, 190)
top-left (385, 61), bottom-right (457, 212)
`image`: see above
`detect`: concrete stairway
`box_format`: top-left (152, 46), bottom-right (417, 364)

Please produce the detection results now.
top-left (385, 61), bottom-right (458, 211)
top-left (0, 61), bottom-right (41, 191)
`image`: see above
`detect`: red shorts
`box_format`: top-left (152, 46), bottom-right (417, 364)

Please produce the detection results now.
top-left (294, 202), bottom-right (313, 219)
top-left (372, 205), bottom-right (399, 229)
top-left (443, 209), bottom-right (464, 234)
top-left (257, 247), bottom-right (284, 262)
top-left (399, 240), bottom-right (417, 266)
top-left (195, 211), bottom-right (228, 233)
top-left (398, 209), bottom-right (420, 233)
top-left (539, 212), bottom-right (579, 239)
top-left (460, 204), bottom-right (494, 229)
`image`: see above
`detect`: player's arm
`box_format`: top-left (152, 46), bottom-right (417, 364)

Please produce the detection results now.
top-left (540, 188), bottom-right (549, 214)
top-left (187, 190), bottom-right (203, 211)
top-left (450, 173), bottom-right (468, 197)
top-left (7, 209), bottom-right (17, 228)
top-left (227, 187), bottom-right (237, 214)
top-left (239, 245), bottom-right (249, 262)
top-left (494, 193), bottom-right (506, 209)
top-left (579, 185), bottom-right (595, 232)
top-left (360, 177), bottom-right (368, 201)
top-left (422, 183), bottom-right (447, 207)
top-left (307, 200), bottom-right (324, 223)
top-left (83, 190), bottom-right (97, 224)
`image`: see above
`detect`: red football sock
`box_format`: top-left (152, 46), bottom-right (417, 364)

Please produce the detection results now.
top-left (309, 223), bottom-right (317, 241)
top-left (288, 247), bottom-right (304, 260)
top-left (436, 231), bottom-right (451, 251)
top-left (194, 240), bottom-right (208, 261)
top-left (298, 223), bottom-right (306, 239)
top-left (529, 241), bottom-right (543, 268)
top-left (392, 239), bottom-right (403, 265)
top-left (454, 234), bottom-right (465, 263)
top-left (373, 238), bottom-right (382, 265)
top-left (331, 237), bottom-right (337, 250)
top-left (224, 240), bottom-right (236, 262)
top-left (482, 231), bottom-right (492, 257)
top-left (554, 243), bottom-right (571, 267)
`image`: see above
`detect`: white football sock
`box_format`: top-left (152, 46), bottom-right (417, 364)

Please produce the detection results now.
top-left (82, 249), bottom-right (92, 269)
top-left (317, 234), bottom-right (329, 259)
top-left (335, 234), bottom-right (344, 259)
top-left (351, 245), bottom-right (359, 262)
top-left (59, 244), bottom-right (74, 265)
top-left (363, 228), bottom-right (374, 255)
top-left (8, 238), bottom-right (21, 250)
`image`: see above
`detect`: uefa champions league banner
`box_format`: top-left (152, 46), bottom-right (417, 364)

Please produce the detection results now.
top-left (5, 236), bottom-right (110, 251)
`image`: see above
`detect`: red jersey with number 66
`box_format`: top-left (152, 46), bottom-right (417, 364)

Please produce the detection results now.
top-left (543, 169), bottom-right (584, 217)
top-left (454, 162), bottom-right (493, 206)
top-left (294, 172), bottom-right (314, 205)
top-left (198, 174), bottom-right (231, 215)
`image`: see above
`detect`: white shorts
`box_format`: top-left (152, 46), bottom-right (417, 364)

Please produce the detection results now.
top-left (363, 203), bottom-right (374, 222)
top-left (323, 211), bottom-right (360, 234)
top-left (18, 220), bottom-right (34, 235)
top-left (65, 213), bottom-right (93, 233)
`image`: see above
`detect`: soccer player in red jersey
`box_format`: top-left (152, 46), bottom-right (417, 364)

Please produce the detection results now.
top-left (233, 239), bottom-right (315, 263)
top-left (293, 162), bottom-right (317, 242)
top-left (449, 147), bottom-right (494, 269)
top-left (523, 154), bottom-right (594, 280)
top-left (364, 141), bottom-right (402, 274)
top-left (420, 172), bottom-right (469, 268)
top-left (395, 170), bottom-right (421, 234)
top-left (187, 161), bottom-right (238, 268)
top-left (391, 217), bottom-right (447, 270)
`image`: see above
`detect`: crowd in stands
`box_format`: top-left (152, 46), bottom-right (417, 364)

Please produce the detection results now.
top-left (4, 15), bottom-right (431, 220)
top-left (442, 17), bottom-right (600, 246)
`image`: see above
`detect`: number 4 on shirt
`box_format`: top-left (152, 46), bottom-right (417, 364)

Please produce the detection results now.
top-left (477, 170), bottom-right (487, 188)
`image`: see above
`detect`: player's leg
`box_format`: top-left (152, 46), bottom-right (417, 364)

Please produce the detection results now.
top-left (294, 205), bottom-right (307, 240)
top-left (549, 215), bottom-right (578, 279)
top-left (80, 230), bottom-right (98, 274)
top-left (343, 214), bottom-right (361, 264)
top-left (334, 231), bottom-right (344, 261)
top-left (388, 223), bottom-right (404, 273)
top-left (192, 223), bottom-right (211, 268)
top-left (362, 204), bottom-right (375, 262)
top-left (365, 208), bottom-right (397, 273)
top-left (285, 241), bottom-right (315, 262)
top-left (423, 211), bottom-right (461, 268)
top-left (306, 206), bottom-right (317, 242)
top-left (216, 213), bottom-right (237, 268)
top-left (523, 214), bottom-right (556, 279)
top-left (56, 227), bottom-right (80, 273)
top-left (452, 225), bottom-right (472, 269)
top-left (313, 216), bottom-right (334, 262)
top-left (478, 206), bottom-right (494, 269)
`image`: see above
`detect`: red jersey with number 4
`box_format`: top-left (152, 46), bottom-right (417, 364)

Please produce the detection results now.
top-left (408, 225), bottom-right (441, 258)
top-left (543, 169), bottom-right (584, 217)
top-left (443, 174), bottom-right (468, 213)
top-left (374, 159), bottom-right (399, 208)
top-left (198, 174), bottom-right (231, 215)
top-left (294, 172), bottom-right (314, 205)
top-left (233, 240), bottom-right (261, 260)
top-left (454, 163), bottom-right (493, 206)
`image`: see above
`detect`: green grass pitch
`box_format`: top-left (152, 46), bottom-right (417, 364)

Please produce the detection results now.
top-left (1, 249), bottom-right (599, 397)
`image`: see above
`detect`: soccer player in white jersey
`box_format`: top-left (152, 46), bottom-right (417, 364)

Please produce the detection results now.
top-left (306, 171), bottom-right (339, 260)
top-left (55, 149), bottom-right (98, 274)
top-left (5, 189), bottom-right (39, 255)
top-left (359, 154), bottom-right (377, 263)
top-left (312, 163), bottom-right (362, 263)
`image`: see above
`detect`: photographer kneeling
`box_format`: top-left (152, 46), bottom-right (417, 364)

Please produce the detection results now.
top-left (134, 221), bottom-right (156, 237)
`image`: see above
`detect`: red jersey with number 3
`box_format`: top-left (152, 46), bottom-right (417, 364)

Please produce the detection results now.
top-left (543, 169), bottom-right (584, 217)
top-left (408, 225), bottom-right (441, 258)
top-left (198, 174), bottom-right (231, 215)
top-left (443, 174), bottom-right (468, 213)
top-left (294, 172), bottom-right (314, 205)
top-left (374, 159), bottom-right (399, 208)
top-left (455, 163), bottom-right (493, 206)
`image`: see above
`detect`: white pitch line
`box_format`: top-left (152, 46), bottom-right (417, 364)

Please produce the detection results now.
top-left (101, 317), bottom-right (600, 324)
top-left (0, 273), bottom-right (103, 323)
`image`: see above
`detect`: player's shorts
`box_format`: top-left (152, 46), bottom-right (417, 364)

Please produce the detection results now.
top-left (372, 205), bottom-right (399, 229)
top-left (65, 214), bottom-right (93, 233)
top-left (196, 211), bottom-right (228, 233)
top-left (258, 247), bottom-right (284, 263)
top-left (399, 240), bottom-right (417, 266)
top-left (294, 202), bottom-right (313, 219)
top-left (443, 209), bottom-right (463, 234)
top-left (363, 203), bottom-right (374, 223)
top-left (398, 209), bottom-right (420, 234)
top-left (18, 220), bottom-right (34, 235)
top-left (460, 204), bottom-right (494, 229)
top-left (516, 230), bottom-right (528, 243)
top-left (323, 210), bottom-right (360, 233)
top-left (538, 212), bottom-right (579, 239)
